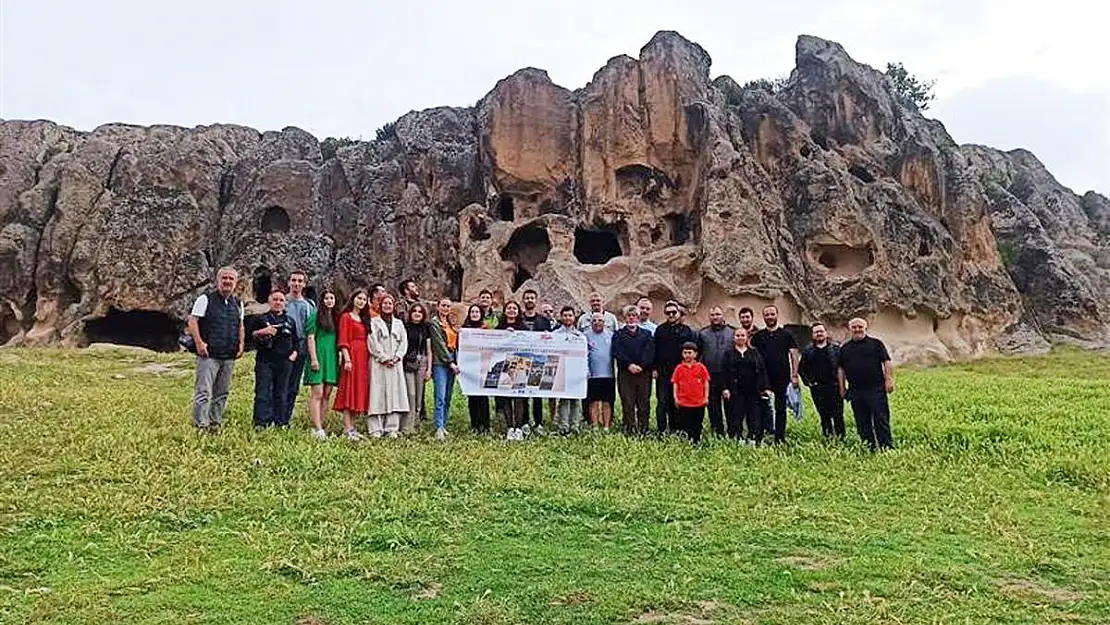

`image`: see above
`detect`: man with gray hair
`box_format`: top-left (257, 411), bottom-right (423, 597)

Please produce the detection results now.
top-left (187, 266), bottom-right (244, 433)
top-left (837, 317), bottom-right (895, 450)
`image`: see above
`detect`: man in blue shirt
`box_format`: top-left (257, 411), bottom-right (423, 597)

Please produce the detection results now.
top-left (282, 270), bottom-right (316, 425)
top-left (586, 311), bottom-right (616, 430)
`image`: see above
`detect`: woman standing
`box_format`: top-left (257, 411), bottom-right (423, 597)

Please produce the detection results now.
top-left (334, 289), bottom-right (372, 440)
top-left (401, 303), bottom-right (432, 434)
top-left (304, 288), bottom-right (340, 440)
top-left (459, 304), bottom-right (488, 435)
top-left (721, 327), bottom-right (772, 443)
top-left (368, 294), bottom-right (409, 438)
top-left (498, 301), bottom-right (528, 441)
top-left (429, 298), bottom-right (460, 441)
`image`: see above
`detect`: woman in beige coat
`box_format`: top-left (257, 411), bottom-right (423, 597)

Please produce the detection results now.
top-left (367, 294), bottom-right (410, 437)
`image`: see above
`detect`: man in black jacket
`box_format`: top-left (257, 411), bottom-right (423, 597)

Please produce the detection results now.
top-left (750, 305), bottom-right (799, 443)
top-left (652, 300), bottom-right (698, 434)
top-left (697, 306), bottom-right (734, 438)
top-left (612, 305), bottom-right (655, 435)
top-left (187, 266), bottom-right (244, 434)
top-left (248, 290), bottom-right (300, 430)
top-left (799, 322), bottom-right (844, 439)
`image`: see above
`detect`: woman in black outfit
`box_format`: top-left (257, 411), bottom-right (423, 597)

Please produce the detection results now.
top-left (721, 327), bottom-right (772, 443)
top-left (461, 304), bottom-right (491, 434)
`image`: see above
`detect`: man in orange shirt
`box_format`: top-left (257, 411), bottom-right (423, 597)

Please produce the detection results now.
top-left (671, 341), bottom-right (710, 444)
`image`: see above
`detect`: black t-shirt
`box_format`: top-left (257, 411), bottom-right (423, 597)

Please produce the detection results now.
top-left (521, 312), bottom-right (553, 332)
top-left (751, 327), bottom-right (797, 384)
top-left (838, 336), bottom-right (890, 391)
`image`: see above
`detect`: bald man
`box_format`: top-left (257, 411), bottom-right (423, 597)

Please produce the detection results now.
top-left (837, 318), bottom-right (895, 450)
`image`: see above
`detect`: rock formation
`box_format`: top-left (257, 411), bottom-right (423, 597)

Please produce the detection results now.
top-left (1, 32), bottom-right (1107, 363)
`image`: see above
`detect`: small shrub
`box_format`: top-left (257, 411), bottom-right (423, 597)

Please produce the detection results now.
top-left (320, 136), bottom-right (358, 161)
top-left (376, 121), bottom-right (397, 142)
top-left (885, 62), bottom-right (936, 111)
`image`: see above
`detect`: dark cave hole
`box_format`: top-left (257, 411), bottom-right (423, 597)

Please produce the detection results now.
top-left (0, 305), bottom-right (19, 346)
top-left (665, 213), bottom-right (692, 245)
top-left (918, 239), bottom-right (931, 256)
top-left (799, 145), bottom-right (812, 158)
top-left (469, 214), bottom-right (491, 241)
top-left (261, 206), bottom-right (291, 233)
top-left (574, 227), bottom-right (623, 265)
top-left (252, 266), bottom-right (273, 303)
top-left (84, 308), bottom-right (182, 352)
top-left (848, 165), bottom-right (876, 184)
top-left (496, 195), bottom-right (515, 221)
top-left (810, 132), bottom-right (829, 150)
top-left (500, 224), bottom-right (551, 291)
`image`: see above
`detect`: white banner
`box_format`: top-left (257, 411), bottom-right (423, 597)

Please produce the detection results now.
top-left (457, 328), bottom-right (588, 399)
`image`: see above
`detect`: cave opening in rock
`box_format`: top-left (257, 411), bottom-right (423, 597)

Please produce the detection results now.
top-left (261, 206), bottom-right (291, 233)
top-left (0, 304), bottom-right (19, 346)
top-left (574, 227), bottom-right (623, 265)
top-left (252, 266), bottom-right (273, 303)
top-left (496, 195), bottom-right (515, 221)
top-left (84, 308), bottom-right (182, 352)
top-left (500, 224), bottom-right (551, 291)
top-left (665, 213), bottom-right (692, 245)
top-left (815, 244), bottom-right (874, 276)
top-left (848, 165), bottom-right (876, 183)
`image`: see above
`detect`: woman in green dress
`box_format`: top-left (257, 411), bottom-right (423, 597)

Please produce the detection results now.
top-left (305, 288), bottom-right (341, 440)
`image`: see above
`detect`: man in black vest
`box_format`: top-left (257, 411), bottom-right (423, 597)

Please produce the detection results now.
top-left (838, 317), bottom-right (896, 450)
top-left (187, 266), bottom-right (244, 433)
top-left (799, 322), bottom-right (844, 439)
top-left (750, 305), bottom-right (799, 443)
top-left (653, 300), bottom-right (698, 435)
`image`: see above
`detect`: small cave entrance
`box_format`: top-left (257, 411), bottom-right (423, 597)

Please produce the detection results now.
top-left (574, 226), bottom-right (623, 265)
top-left (252, 266), bottom-right (273, 303)
top-left (665, 213), bottom-right (692, 245)
top-left (261, 206), bottom-right (291, 233)
top-left (814, 244), bottom-right (874, 277)
top-left (84, 308), bottom-right (182, 352)
top-left (496, 195), bottom-right (515, 221)
top-left (848, 165), bottom-right (876, 183)
top-left (0, 303), bottom-right (20, 346)
top-left (500, 224), bottom-right (551, 291)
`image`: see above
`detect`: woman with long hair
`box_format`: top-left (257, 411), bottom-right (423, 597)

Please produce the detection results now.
top-left (497, 301), bottom-right (528, 441)
top-left (333, 289), bottom-right (372, 440)
top-left (460, 304), bottom-right (489, 434)
top-left (401, 303), bottom-right (432, 435)
top-left (367, 294), bottom-right (409, 437)
top-left (304, 288), bottom-right (341, 440)
top-left (429, 298), bottom-right (460, 441)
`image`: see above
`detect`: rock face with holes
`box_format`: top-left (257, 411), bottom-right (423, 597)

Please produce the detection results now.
top-left (1, 32), bottom-right (1107, 362)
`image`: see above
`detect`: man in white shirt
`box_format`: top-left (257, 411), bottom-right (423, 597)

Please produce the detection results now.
top-left (187, 266), bottom-right (244, 433)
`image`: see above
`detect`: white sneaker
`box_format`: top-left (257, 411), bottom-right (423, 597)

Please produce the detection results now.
top-left (311, 428), bottom-right (328, 441)
top-left (534, 424), bottom-right (546, 436)
top-left (506, 428), bottom-right (515, 441)
top-left (521, 424), bottom-right (532, 438)
top-left (435, 427), bottom-right (447, 441)
top-left (387, 431), bottom-right (399, 439)
top-left (346, 429), bottom-right (363, 442)
top-left (369, 431), bottom-right (383, 439)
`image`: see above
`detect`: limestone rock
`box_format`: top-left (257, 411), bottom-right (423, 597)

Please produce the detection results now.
top-left (1, 31), bottom-right (1107, 363)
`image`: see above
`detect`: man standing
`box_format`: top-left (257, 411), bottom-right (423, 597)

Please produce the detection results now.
top-left (612, 305), bottom-right (655, 435)
top-left (837, 318), bottom-right (895, 450)
top-left (521, 288), bottom-right (553, 434)
top-left (248, 290), bottom-right (300, 429)
top-left (698, 306), bottom-right (734, 438)
top-left (477, 289), bottom-right (500, 328)
top-left (283, 270), bottom-right (315, 425)
top-left (637, 297), bottom-right (656, 334)
top-left (799, 322), bottom-right (845, 439)
top-left (652, 301), bottom-right (698, 435)
top-left (586, 311), bottom-right (616, 430)
top-left (395, 278), bottom-right (422, 321)
top-left (551, 306), bottom-right (584, 435)
top-left (576, 291), bottom-right (618, 333)
top-left (750, 305), bottom-right (799, 443)
top-left (187, 266), bottom-right (244, 434)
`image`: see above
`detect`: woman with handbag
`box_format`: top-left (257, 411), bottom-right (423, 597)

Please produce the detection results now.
top-left (401, 303), bottom-right (432, 434)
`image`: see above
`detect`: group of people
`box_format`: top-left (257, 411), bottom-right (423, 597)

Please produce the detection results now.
top-left (187, 267), bottom-right (896, 450)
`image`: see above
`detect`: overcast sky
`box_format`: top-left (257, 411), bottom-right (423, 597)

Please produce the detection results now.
top-left (2, 0), bottom-right (1107, 194)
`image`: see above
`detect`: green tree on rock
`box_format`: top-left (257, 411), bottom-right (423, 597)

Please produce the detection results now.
top-left (885, 62), bottom-right (936, 111)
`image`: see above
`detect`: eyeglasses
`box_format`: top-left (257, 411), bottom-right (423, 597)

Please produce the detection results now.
top-left (665, 310), bottom-right (679, 316)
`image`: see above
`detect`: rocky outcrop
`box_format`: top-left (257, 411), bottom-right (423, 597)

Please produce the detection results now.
top-left (1, 31), bottom-right (1106, 362)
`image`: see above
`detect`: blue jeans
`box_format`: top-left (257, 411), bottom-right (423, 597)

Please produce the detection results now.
top-left (254, 355), bottom-right (292, 428)
top-left (432, 363), bottom-right (455, 430)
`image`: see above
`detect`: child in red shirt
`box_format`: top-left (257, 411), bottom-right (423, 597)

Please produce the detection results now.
top-left (671, 341), bottom-right (710, 443)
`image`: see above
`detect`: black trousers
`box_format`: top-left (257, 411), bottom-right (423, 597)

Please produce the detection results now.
top-left (676, 405), bottom-right (705, 444)
top-left (849, 388), bottom-right (894, 450)
top-left (707, 379), bottom-right (729, 438)
top-left (618, 370), bottom-right (652, 435)
top-left (254, 356), bottom-right (292, 428)
top-left (655, 367), bottom-right (677, 433)
top-left (468, 396), bottom-right (490, 433)
top-left (522, 397), bottom-right (544, 427)
top-left (765, 381), bottom-right (789, 443)
top-left (810, 383), bottom-right (845, 438)
top-left (728, 392), bottom-right (763, 441)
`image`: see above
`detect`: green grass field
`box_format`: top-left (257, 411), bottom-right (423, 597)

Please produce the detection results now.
top-left (0, 347), bottom-right (1107, 624)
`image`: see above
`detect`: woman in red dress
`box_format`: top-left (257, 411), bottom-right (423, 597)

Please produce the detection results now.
top-left (334, 289), bottom-right (371, 440)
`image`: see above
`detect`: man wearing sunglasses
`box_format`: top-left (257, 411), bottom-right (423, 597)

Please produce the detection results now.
top-left (652, 300), bottom-right (698, 435)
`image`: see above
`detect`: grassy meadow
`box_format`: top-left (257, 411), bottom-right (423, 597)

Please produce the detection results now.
top-left (0, 346), bottom-right (1107, 624)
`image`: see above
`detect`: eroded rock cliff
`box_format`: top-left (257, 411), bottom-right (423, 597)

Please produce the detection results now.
top-left (1, 31), bottom-right (1106, 362)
